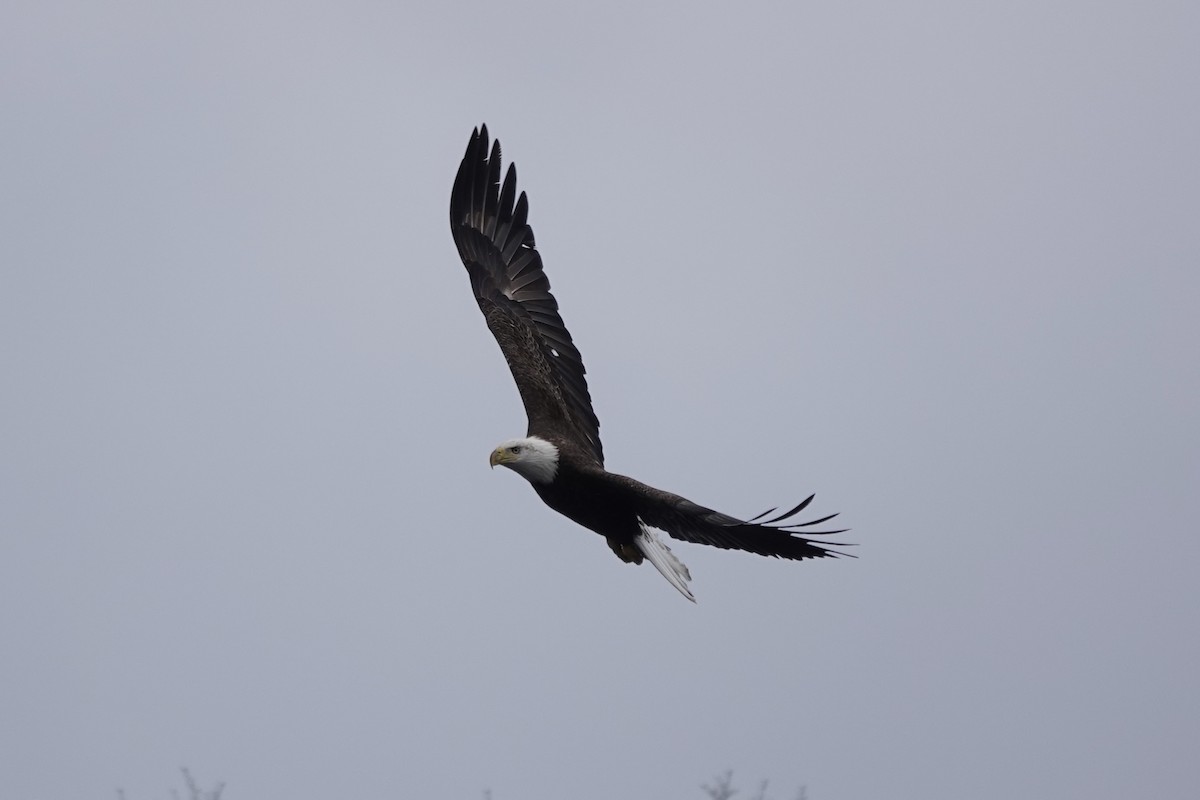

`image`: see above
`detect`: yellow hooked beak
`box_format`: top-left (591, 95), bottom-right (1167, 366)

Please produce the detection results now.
top-left (489, 448), bottom-right (512, 468)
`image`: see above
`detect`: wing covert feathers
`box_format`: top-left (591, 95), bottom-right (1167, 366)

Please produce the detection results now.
top-left (450, 125), bottom-right (603, 465)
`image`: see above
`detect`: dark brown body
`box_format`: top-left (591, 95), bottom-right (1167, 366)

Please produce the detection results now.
top-left (532, 456), bottom-right (647, 562)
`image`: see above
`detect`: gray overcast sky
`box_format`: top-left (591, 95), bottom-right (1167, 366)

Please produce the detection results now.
top-left (2, 2), bottom-right (1197, 799)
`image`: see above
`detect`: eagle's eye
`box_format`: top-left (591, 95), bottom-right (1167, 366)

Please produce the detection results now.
top-left (510, 445), bottom-right (522, 454)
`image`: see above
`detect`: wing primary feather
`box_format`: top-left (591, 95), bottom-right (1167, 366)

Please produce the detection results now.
top-left (753, 495), bottom-right (816, 525)
top-left (468, 126), bottom-right (488, 228)
top-left (495, 167), bottom-right (518, 251)
top-left (779, 512), bottom-right (841, 528)
top-left (482, 142), bottom-right (502, 238)
top-left (744, 507), bottom-right (778, 523)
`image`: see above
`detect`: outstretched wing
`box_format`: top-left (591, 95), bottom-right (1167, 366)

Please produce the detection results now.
top-left (610, 474), bottom-right (851, 560)
top-left (450, 125), bottom-right (603, 465)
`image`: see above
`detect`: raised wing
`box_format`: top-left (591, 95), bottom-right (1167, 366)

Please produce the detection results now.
top-left (611, 474), bottom-right (851, 560)
top-left (450, 125), bottom-right (603, 465)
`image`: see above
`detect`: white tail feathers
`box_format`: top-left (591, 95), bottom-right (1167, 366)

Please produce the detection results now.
top-left (636, 521), bottom-right (696, 603)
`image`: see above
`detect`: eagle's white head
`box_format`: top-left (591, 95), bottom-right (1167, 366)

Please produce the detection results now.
top-left (489, 435), bottom-right (560, 484)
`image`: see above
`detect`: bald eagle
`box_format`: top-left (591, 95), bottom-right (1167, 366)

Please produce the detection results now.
top-left (450, 125), bottom-right (849, 601)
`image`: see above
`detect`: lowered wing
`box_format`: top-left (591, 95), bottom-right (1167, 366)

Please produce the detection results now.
top-left (611, 474), bottom-right (851, 561)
